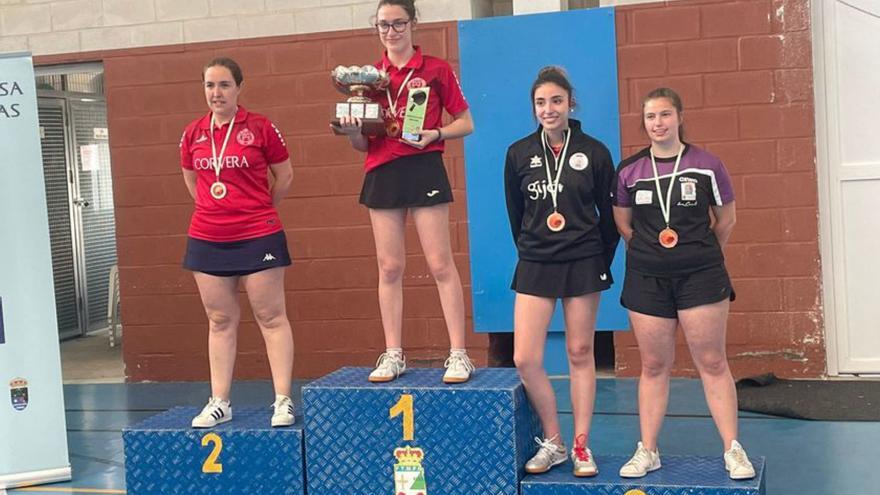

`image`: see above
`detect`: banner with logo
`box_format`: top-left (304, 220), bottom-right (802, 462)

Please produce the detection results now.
top-left (0, 52), bottom-right (71, 489)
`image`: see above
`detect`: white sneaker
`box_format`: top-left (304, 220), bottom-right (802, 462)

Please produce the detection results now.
top-left (571, 434), bottom-right (598, 477)
top-left (724, 440), bottom-right (756, 480)
top-left (191, 397), bottom-right (231, 428)
top-left (443, 350), bottom-right (475, 384)
top-left (619, 441), bottom-right (661, 478)
top-left (270, 395), bottom-right (295, 427)
top-left (524, 436), bottom-right (567, 474)
top-left (369, 352), bottom-right (406, 383)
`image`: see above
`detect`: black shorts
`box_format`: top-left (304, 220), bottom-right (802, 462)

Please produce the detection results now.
top-left (621, 264), bottom-right (736, 318)
top-left (359, 151), bottom-right (453, 209)
top-left (183, 230), bottom-right (292, 277)
top-left (511, 256), bottom-right (613, 299)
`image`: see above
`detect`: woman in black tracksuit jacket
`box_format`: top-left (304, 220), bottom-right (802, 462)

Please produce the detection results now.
top-left (504, 66), bottom-right (619, 477)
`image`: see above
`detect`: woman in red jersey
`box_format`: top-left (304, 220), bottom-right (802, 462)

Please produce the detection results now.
top-left (335, 0), bottom-right (476, 384)
top-left (180, 57), bottom-right (295, 429)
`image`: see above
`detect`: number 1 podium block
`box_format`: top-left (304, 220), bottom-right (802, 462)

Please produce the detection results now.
top-left (520, 455), bottom-right (765, 495)
top-left (303, 367), bottom-right (540, 495)
top-left (123, 406), bottom-right (305, 495)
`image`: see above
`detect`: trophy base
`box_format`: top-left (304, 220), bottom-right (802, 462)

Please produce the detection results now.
top-left (330, 117), bottom-right (387, 137)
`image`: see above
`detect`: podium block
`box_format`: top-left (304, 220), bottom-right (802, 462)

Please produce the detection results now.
top-left (123, 406), bottom-right (305, 495)
top-left (303, 367), bottom-right (540, 495)
top-left (520, 455), bottom-right (765, 495)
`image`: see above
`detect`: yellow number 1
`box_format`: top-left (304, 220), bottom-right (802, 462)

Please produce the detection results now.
top-left (389, 394), bottom-right (414, 441)
top-left (201, 433), bottom-right (223, 474)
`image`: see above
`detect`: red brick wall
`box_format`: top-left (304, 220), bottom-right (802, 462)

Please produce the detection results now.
top-left (613, 0), bottom-right (825, 378)
top-left (36, 0), bottom-right (826, 381)
top-left (38, 23), bottom-right (487, 381)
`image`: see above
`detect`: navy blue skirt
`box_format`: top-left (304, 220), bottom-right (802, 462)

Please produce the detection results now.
top-left (183, 230), bottom-right (292, 277)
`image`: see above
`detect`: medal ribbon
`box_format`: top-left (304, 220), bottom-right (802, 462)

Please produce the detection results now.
top-left (541, 128), bottom-right (572, 213)
top-left (210, 110), bottom-right (237, 183)
top-left (650, 144), bottom-right (684, 229)
top-left (385, 68), bottom-right (415, 119)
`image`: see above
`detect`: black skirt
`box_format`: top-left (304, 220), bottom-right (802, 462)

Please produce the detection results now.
top-left (511, 255), bottom-right (613, 298)
top-left (183, 230), bottom-right (292, 277)
top-left (359, 151), bottom-right (453, 209)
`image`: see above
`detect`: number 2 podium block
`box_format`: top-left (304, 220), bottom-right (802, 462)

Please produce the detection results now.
top-left (303, 367), bottom-right (540, 495)
top-left (123, 406), bottom-right (305, 495)
top-left (520, 455), bottom-right (765, 495)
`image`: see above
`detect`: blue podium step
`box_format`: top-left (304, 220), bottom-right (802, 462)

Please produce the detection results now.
top-left (122, 406), bottom-right (305, 495)
top-left (520, 454), bottom-right (765, 495)
top-left (302, 367), bottom-right (540, 495)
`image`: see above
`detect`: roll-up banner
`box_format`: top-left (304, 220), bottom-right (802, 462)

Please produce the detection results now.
top-left (0, 52), bottom-right (71, 489)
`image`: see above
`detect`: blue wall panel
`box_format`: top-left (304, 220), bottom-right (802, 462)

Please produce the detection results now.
top-left (458, 9), bottom-right (627, 346)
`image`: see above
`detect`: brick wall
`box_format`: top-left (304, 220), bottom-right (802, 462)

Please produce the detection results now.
top-left (34, 0), bottom-right (826, 381)
top-left (37, 22), bottom-right (487, 381)
top-left (613, 0), bottom-right (824, 377)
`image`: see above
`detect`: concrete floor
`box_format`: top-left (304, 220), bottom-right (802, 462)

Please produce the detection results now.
top-left (60, 329), bottom-right (125, 384)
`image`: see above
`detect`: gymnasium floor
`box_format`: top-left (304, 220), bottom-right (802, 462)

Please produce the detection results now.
top-left (7, 377), bottom-right (879, 495)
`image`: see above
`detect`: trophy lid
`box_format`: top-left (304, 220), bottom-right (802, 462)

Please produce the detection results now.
top-left (331, 64), bottom-right (389, 92)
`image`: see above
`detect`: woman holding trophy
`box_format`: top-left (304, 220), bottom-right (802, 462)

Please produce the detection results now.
top-left (504, 66), bottom-right (619, 477)
top-left (180, 57), bottom-right (296, 428)
top-left (334, 0), bottom-right (476, 384)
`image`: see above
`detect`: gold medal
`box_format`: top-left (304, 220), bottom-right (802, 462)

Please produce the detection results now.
top-left (659, 227), bottom-right (678, 248)
top-left (384, 68), bottom-right (414, 140)
top-left (547, 211), bottom-right (566, 232)
top-left (210, 181), bottom-right (227, 200)
top-left (386, 118), bottom-right (401, 137)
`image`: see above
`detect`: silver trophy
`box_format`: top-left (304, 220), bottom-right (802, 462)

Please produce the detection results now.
top-left (330, 65), bottom-right (390, 136)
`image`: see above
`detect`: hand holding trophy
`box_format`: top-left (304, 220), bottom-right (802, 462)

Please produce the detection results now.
top-left (330, 65), bottom-right (389, 136)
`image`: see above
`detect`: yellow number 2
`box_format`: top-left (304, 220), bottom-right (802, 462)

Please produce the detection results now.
top-left (389, 394), bottom-right (414, 441)
top-left (201, 433), bottom-right (223, 474)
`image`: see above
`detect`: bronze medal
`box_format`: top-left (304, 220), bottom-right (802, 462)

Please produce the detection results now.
top-left (659, 227), bottom-right (678, 248)
top-left (650, 145), bottom-right (685, 251)
top-left (210, 181), bottom-right (227, 200)
top-left (547, 211), bottom-right (566, 232)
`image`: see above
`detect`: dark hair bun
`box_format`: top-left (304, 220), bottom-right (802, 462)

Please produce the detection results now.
top-left (377, 0), bottom-right (418, 22)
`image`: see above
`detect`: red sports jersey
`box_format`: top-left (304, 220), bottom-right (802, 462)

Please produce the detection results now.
top-left (180, 106), bottom-right (289, 241)
top-left (364, 46), bottom-right (469, 172)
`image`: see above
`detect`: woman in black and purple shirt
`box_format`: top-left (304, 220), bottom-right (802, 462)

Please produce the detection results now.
top-left (613, 87), bottom-right (755, 480)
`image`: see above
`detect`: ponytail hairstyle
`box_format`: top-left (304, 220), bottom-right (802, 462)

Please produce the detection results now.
top-left (530, 65), bottom-right (576, 110)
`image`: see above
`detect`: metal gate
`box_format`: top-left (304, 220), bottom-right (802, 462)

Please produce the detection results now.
top-left (36, 64), bottom-right (118, 339)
